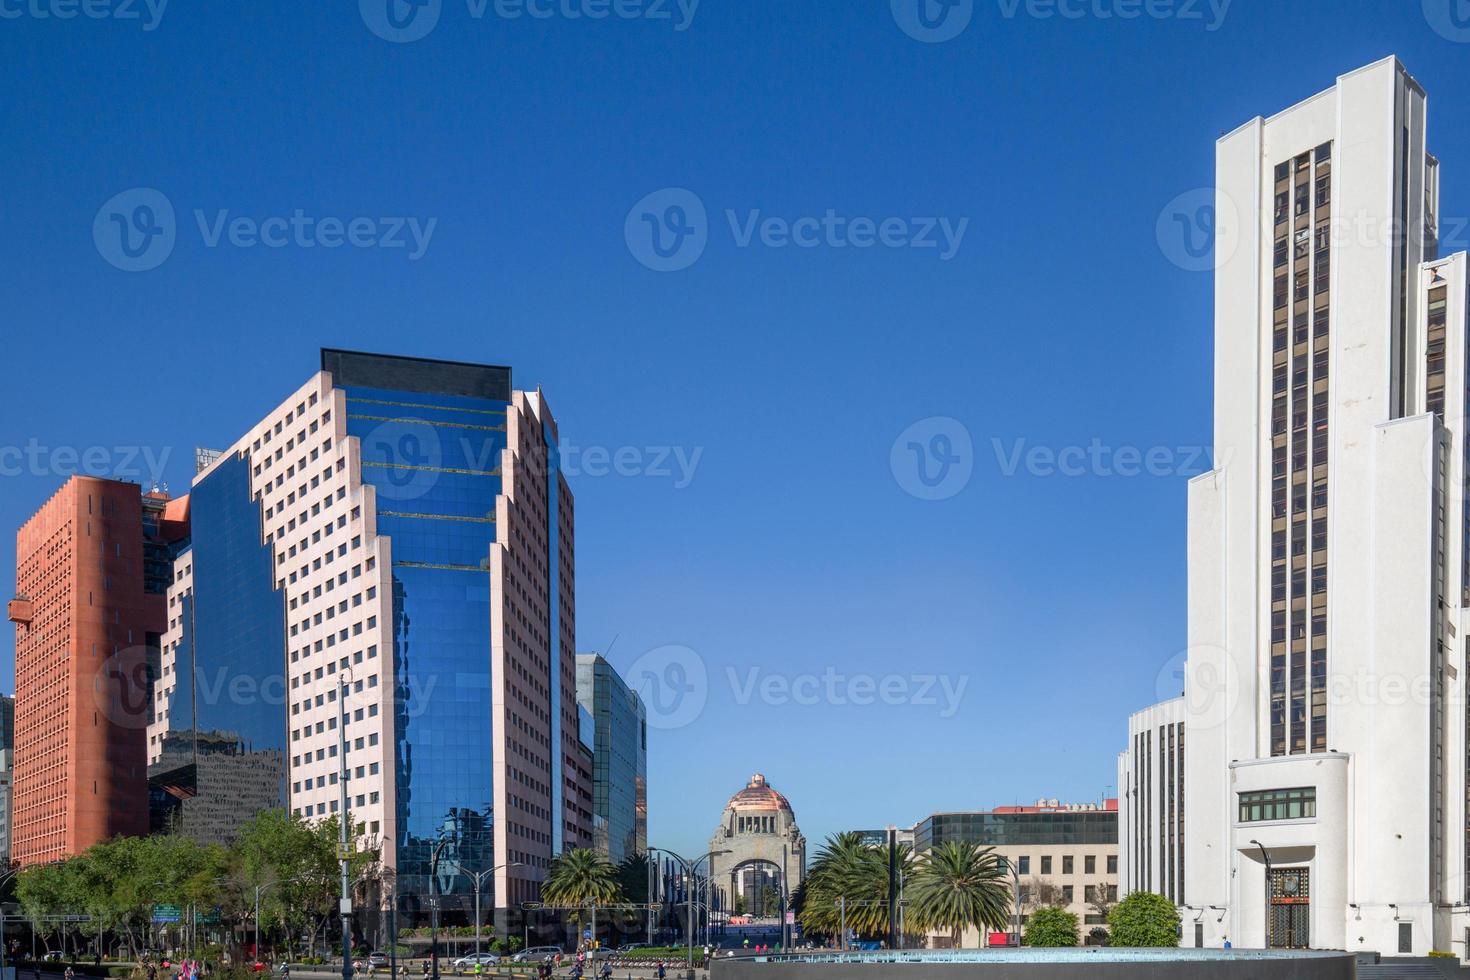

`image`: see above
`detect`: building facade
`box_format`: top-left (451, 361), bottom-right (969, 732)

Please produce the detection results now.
top-left (708, 774), bottom-right (806, 917)
top-left (1117, 698), bottom-right (1186, 906)
top-left (8, 477), bottom-right (182, 865)
top-left (146, 349), bottom-right (591, 926)
top-left (914, 800), bottom-right (1118, 945)
top-left (1179, 57), bottom-right (1470, 956)
top-left (148, 461), bottom-right (286, 843)
top-left (575, 653), bottom-right (647, 864)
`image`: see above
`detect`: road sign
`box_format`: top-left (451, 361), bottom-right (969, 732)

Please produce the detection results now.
top-left (152, 905), bottom-right (182, 924)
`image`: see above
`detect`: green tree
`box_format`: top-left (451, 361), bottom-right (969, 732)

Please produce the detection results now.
top-left (544, 849), bottom-right (625, 944)
top-left (544, 849), bottom-right (624, 908)
top-left (614, 853), bottom-right (650, 905)
top-left (1107, 892), bottom-right (1180, 948)
top-left (794, 834), bottom-right (918, 942)
top-left (1023, 906), bottom-right (1078, 947)
top-left (905, 842), bottom-right (1010, 949)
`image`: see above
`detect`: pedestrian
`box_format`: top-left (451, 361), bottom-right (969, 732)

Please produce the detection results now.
top-left (149, 963), bottom-right (159, 980)
top-left (64, 967), bottom-right (74, 980)
top-left (1223, 938), bottom-right (1232, 950)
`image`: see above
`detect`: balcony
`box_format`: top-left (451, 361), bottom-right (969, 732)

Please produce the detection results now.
top-left (7, 596), bottom-right (33, 626)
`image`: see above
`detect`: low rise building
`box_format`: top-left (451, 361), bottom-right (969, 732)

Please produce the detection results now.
top-left (913, 799), bottom-right (1118, 946)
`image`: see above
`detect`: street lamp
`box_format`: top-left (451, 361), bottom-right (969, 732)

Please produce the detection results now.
top-left (454, 862), bottom-right (524, 959)
top-left (251, 878), bottom-right (298, 963)
top-left (1250, 840), bottom-right (1272, 949)
top-left (429, 839), bottom-right (453, 980)
top-left (648, 848), bottom-right (729, 974)
top-left (1005, 857), bottom-right (1022, 948)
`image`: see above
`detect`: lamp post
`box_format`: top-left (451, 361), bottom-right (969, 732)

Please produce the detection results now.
top-left (648, 848), bottom-right (728, 973)
top-left (1250, 840), bottom-right (1272, 949)
top-left (429, 839), bottom-right (453, 980)
top-left (0, 867), bottom-right (18, 980)
top-left (339, 672), bottom-right (354, 980)
top-left (1006, 857), bottom-right (1021, 948)
top-left (455, 862), bottom-right (523, 959)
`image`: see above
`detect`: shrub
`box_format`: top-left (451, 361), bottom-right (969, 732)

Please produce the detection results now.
top-left (1023, 906), bottom-right (1079, 947)
top-left (1107, 892), bottom-right (1180, 948)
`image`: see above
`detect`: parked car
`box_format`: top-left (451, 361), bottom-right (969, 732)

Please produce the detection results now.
top-left (511, 947), bottom-right (562, 964)
top-left (451, 954), bottom-right (498, 969)
top-left (585, 948), bottom-right (615, 962)
top-left (368, 952), bottom-right (391, 968)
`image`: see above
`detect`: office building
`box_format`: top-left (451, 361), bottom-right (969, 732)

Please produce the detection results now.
top-left (575, 653), bottom-right (647, 864)
top-left (148, 349), bottom-right (592, 925)
top-left (1170, 57), bottom-right (1470, 956)
top-left (1116, 698), bottom-right (1186, 907)
top-left (8, 477), bottom-right (183, 865)
top-left (147, 459), bottom-right (287, 843)
top-left (914, 799), bottom-right (1118, 946)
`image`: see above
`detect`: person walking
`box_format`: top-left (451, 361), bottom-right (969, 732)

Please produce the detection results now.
top-left (654, 962), bottom-right (665, 980)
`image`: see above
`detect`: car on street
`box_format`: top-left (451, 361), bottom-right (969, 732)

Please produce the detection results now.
top-left (451, 954), bottom-right (498, 970)
top-left (511, 947), bottom-right (562, 964)
top-left (368, 953), bottom-right (390, 968)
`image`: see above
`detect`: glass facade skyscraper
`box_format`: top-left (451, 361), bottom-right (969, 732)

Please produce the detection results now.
top-left (343, 373), bottom-right (510, 914)
top-left (149, 452), bottom-right (288, 843)
top-left (575, 654), bottom-right (647, 864)
top-left (144, 350), bottom-right (592, 930)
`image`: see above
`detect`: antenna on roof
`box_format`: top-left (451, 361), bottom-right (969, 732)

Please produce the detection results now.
top-left (605, 633), bottom-right (619, 658)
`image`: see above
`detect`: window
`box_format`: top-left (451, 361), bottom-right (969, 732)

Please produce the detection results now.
top-left (1107, 855), bottom-right (1117, 875)
top-left (1040, 856), bottom-right (1052, 875)
top-left (1017, 856), bottom-right (1030, 875)
top-left (1062, 856), bottom-right (1073, 875)
top-left (1084, 855), bottom-right (1096, 875)
top-left (1239, 787), bottom-right (1316, 823)
top-left (1399, 922), bottom-right (1412, 954)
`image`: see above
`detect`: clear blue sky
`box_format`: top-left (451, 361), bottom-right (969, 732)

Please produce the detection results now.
top-left (2, 0), bottom-right (1468, 860)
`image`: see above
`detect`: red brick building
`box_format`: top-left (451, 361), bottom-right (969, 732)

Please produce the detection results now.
top-left (8, 477), bottom-right (179, 865)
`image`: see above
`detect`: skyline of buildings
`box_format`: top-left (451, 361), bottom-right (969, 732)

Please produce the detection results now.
top-left (5, 350), bottom-right (651, 927)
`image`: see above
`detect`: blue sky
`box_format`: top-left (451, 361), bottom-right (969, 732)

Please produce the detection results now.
top-left (3, 0), bottom-right (1469, 859)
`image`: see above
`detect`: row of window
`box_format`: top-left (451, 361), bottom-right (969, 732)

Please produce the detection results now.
top-left (1238, 787), bottom-right (1316, 823)
top-left (1011, 854), bottom-right (1116, 876)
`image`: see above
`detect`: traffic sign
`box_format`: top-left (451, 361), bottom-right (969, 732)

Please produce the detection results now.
top-left (152, 905), bottom-right (182, 924)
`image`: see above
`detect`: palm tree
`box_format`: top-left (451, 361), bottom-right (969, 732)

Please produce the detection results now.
top-left (794, 833), bottom-right (916, 942)
top-left (907, 842), bottom-right (1011, 949)
top-left (543, 849), bottom-right (625, 942)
